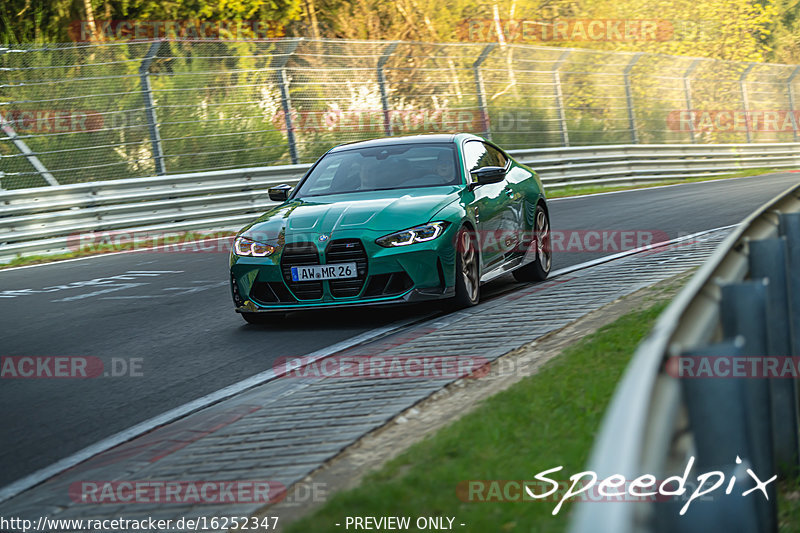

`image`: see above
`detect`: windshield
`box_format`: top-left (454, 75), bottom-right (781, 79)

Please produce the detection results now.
top-left (293, 143), bottom-right (461, 198)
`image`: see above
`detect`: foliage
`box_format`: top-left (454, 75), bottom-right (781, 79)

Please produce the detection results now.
top-left (0, 1), bottom-right (792, 66)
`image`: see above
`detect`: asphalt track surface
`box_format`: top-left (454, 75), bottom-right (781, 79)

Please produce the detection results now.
top-left (1, 173), bottom-right (798, 488)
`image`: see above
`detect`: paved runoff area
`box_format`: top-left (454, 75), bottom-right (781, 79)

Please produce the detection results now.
top-left (0, 228), bottom-right (731, 531)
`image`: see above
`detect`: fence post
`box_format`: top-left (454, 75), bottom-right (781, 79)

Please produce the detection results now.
top-left (683, 59), bottom-right (700, 143)
top-left (740, 63), bottom-right (756, 143)
top-left (787, 67), bottom-right (800, 142)
top-left (276, 39), bottom-right (301, 165)
top-left (139, 41), bottom-right (166, 176)
top-left (0, 48), bottom-right (58, 186)
top-left (553, 50), bottom-right (571, 146)
top-left (472, 44), bottom-right (496, 140)
top-left (623, 53), bottom-right (643, 144)
top-left (377, 42), bottom-right (399, 137)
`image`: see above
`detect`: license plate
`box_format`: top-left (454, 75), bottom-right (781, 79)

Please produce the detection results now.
top-left (291, 263), bottom-right (357, 281)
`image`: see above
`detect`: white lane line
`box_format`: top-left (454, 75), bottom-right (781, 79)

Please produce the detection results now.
top-left (51, 283), bottom-right (148, 302)
top-left (0, 314), bottom-right (431, 505)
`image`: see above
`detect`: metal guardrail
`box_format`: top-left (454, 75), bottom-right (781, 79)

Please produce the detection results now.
top-left (569, 182), bottom-right (800, 532)
top-left (1, 142), bottom-right (798, 263)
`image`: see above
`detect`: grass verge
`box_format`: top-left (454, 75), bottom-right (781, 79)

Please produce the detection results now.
top-left (779, 478), bottom-right (800, 532)
top-left (286, 300), bottom-right (669, 533)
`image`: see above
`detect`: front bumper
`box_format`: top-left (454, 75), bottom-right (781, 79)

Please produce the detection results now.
top-left (230, 226), bottom-right (458, 312)
top-left (233, 286), bottom-right (455, 313)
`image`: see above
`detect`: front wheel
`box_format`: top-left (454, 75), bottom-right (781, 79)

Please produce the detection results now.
top-left (451, 227), bottom-right (480, 308)
top-left (512, 204), bottom-right (552, 282)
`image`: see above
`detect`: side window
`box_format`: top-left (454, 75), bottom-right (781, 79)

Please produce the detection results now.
top-left (463, 141), bottom-right (507, 174)
top-left (485, 144), bottom-right (507, 168)
top-left (462, 141), bottom-right (489, 173)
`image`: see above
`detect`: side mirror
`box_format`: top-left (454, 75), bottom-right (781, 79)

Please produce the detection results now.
top-left (268, 184), bottom-right (293, 202)
top-left (470, 166), bottom-right (506, 188)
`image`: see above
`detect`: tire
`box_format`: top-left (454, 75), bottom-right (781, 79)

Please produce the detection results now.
top-left (512, 203), bottom-right (552, 282)
top-left (241, 312), bottom-right (284, 325)
top-left (451, 227), bottom-right (481, 308)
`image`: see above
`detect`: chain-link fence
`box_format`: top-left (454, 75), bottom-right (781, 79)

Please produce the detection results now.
top-left (2, 38), bottom-right (800, 190)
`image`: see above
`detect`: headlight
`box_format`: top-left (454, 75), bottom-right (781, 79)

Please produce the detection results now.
top-left (376, 222), bottom-right (449, 247)
top-left (233, 236), bottom-right (276, 257)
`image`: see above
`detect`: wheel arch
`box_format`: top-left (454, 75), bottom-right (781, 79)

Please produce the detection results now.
top-left (537, 197), bottom-right (549, 219)
top-left (455, 219), bottom-right (483, 280)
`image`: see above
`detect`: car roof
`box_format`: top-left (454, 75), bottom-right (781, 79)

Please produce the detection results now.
top-left (329, 133), bottom-right (482, 152)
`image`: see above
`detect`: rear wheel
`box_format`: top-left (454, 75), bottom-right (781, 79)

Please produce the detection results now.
top-left (452, 227), bottom-right (480, 308)
top-left (512, 204), bottom-right (551, 282)
top-left (241, 312), bottom-right (284, 325)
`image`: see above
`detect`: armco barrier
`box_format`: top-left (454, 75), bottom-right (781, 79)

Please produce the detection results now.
top-left (1, 143), bottom-right (798, 262)
top-left (569, 182), bottom-right (800, 533)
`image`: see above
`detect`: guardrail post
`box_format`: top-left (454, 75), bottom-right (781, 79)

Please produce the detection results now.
top-left (623, 53), bottom-right (643, 144)
top-left (788, 67), bottom-right (800, 142)
top-left (720, 280), bottom-right (778, 532)
top-left (472, 44), bottom-right (496, 140)
top-left (750, 237), bottom-right (800, 475)
top-left (553, 50), bottom-right (571, 146)
top-left (674, 340), bottom-right (762, 533)
top-left (377, 43), bottom-right (399, 137)
top-left (139, 41), bottom-right (166, 176)
top-left (740, 63), bottom-right (756, 143)
top-left (683, 59), bottom-right (700, 143)
top-left (779, 213), bottom-right (800, 357)
top-left (276, 40), bottom-right (301, 165)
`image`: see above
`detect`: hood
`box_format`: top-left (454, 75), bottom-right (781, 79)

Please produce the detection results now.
top-left (241, 186), bottom-right (461, 243)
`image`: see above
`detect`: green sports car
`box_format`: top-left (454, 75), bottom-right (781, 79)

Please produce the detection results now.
top-left (230, 133), bottom-right (551, 323)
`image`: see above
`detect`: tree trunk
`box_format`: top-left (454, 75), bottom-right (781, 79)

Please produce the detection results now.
top-left (82, 0), bottom-right (102, 41)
